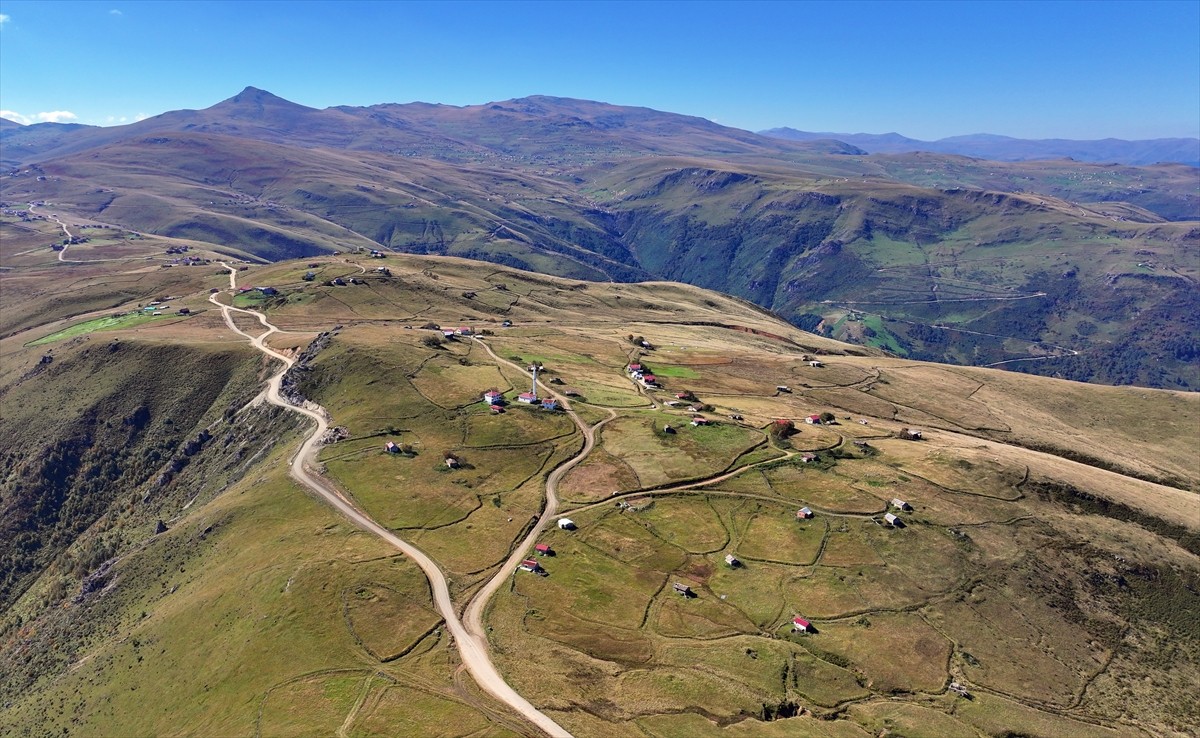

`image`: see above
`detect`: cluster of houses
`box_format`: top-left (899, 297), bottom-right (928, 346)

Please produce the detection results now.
top-left (443, 326), bottom-right (473, 338)
top-left (627, 362), bottom-right (659, 388)
top-left (489, 364), bottom-right (561, 412)
top-left (238, 286), bottom-right (278, 297)
top-left (519, 543), bottom-right (555, 575)
top-left (162, 255), bottom-right (213, 268)
top-left (883, 498), bottom-right (913, 527)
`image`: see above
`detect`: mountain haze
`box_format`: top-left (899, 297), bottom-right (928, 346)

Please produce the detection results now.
top-left (761, 126), bottom-right (1200, 167)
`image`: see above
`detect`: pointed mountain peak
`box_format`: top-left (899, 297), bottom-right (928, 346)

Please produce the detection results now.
top-left (213, 87), bottom-right (315, 112)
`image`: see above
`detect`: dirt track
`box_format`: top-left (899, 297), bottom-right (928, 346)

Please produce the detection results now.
top-left (210, 264), bottom-right (573, 738)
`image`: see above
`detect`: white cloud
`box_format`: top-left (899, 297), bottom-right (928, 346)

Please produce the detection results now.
top-left (36, 110), bottom-right (78, 123)
top-left (1, 110), bottom-right (81, 124)
top-left (0, 13), bottom-right (11, 27)
top-left (109, 9), bottom-right (121, 15)
top-left (134, 112), bottom-right (147, 122)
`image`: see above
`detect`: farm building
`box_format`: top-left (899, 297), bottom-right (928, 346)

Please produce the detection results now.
top-left (455, 327), bottom-right (473, 335)
top-left (796, 507), bottom-right (814, 520)
top-left (725, 554), bottom-right (741, 568)
top-left (445, 457), bottom-right (460, 469)
top-left (519, 559), bottom-right (541, 573)
top-left (776, 385), bottom-right (791, 393)
top-left (443, 329), bottom-right (457, 338)
top-left (640, 374), bottom-right (658, 387)
top-left (672, 582), bottom-right (693, 597)
top-left (800, 453), bottom-right (818, 463)
top-left (808, 360), bottom-right (824, 367)
top-left (490, 405), bottom-right (504, 414)
top-left (663, 423), bottom-right (675, 434)
top-left (517, 392), bottom-right (537, 404)
top-left (891, 498), bottom-right (912, 511)
top-left (691, 416), bottom-right (710, 426)
top-left (385, 441), bottom-right (400, 454)
top-left (628, 363), bottom-right (643, 373)
top-left (557, 518), bottom-right (576, 530)
top-left (501, 320), bottom-right (512, 327)
top-left (806, 415), bottom-right (822, 425)
top-left (884, 512), bottom-right (902, 526)
top-left (900, 428), bottom-right (924, 440)
top-left (534, 543), bottom-right (553, 556)
top-left (853, 440), bottom-right (869, 448)
top-left (625, 497), bottom-right (654, 512)
top-left (540, 399), bottom-right (560, 411)
top-left (793, 616), bottom-right (812, 632)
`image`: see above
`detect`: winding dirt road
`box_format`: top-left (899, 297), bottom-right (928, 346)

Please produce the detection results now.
top-left (210, 265), bottom-right (573, 738)
top-left (462, 338), bottom-right (616, 644)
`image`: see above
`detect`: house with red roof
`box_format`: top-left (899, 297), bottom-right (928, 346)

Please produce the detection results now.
top-left (806, 414), bottom-right (822, 425)
top-left (690, 416), bottom-right (709, 426)
top-left (534, 543), bottom-right (552, 556)
top-left (793, 616), bottom-right (812, 632)
top-left (517, 392), bottom-right (537, 404)
top-left (483, 389), bottom-right (504, 404)
top-left (519, 559), bottom-right (541, 573)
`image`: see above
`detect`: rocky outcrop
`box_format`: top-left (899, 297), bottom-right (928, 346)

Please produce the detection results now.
top-left (280, 326), bottom-right (340, 406)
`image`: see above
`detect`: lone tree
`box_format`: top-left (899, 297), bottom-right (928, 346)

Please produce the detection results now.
top-left (770, 418), bottom-right (796, 439)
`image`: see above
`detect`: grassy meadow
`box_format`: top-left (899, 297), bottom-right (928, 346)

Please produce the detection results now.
top-left (1, 251), bottom-right (1195, 738)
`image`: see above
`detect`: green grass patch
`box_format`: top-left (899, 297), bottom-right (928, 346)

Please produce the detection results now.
top-left (26, 311), bottom-right (179, 346)
top-left (647, 364), bottom-right (702, 379)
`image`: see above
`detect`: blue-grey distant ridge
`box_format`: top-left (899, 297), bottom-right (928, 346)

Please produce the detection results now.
top-left (760, 127), bottom-right (1200, 167)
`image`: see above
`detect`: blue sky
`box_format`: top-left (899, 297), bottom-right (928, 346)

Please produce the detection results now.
top-left (0, 0), bottom-right (1197, 139)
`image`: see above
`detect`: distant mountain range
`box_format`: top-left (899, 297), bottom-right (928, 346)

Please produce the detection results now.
top-left (760, 127), bottom-right (1200, 166)
top-left (2, 88), bottom-right (1197, 388)
top-left (0, 87), bottom-right (864, 169)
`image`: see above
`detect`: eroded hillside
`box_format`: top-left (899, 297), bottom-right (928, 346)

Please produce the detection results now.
top-left (2, 90), bottom-right (1196, 388)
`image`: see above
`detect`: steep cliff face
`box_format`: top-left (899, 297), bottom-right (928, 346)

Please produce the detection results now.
top-left (0, 339), bottom-right (262, 610)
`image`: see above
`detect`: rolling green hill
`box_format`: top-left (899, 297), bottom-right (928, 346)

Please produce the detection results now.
top-left (1, 251), bottom-right (1196, 738)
